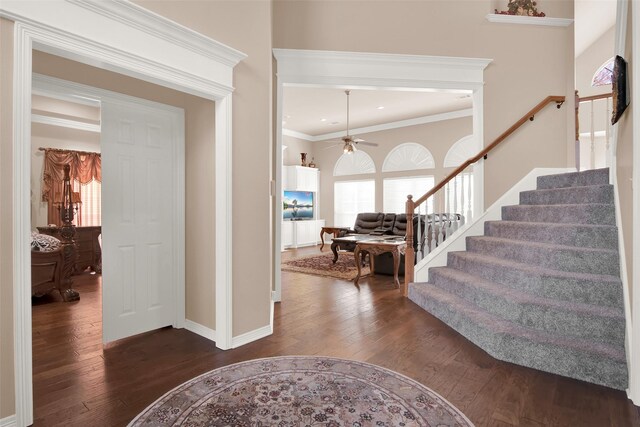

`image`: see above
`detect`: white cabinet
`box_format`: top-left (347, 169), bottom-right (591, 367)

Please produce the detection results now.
top-left (282, 221), bottom-right (293, 247)
top-left (283, 219), bottom-right (326, 248)
top-left (284, 165), bottom-right (318, 192)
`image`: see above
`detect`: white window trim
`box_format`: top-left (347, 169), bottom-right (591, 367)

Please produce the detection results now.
top-left (382, 142), bottom-right (435, 172)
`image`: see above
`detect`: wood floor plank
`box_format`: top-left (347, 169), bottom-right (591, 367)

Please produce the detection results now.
top-left (31, 248), bottom-right (640, 426)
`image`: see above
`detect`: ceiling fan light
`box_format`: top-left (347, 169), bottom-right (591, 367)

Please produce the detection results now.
top-left (343, 141), bottom-right (355, 154)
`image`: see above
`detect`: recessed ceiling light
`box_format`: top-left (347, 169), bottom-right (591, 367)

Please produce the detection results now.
top-left (282, 120), bottom-right (287, 125)
top-left (320, 118), bottom-right (327, 122)
top-left (376, 106), bottom-right (385, 110)
top-left (285, 115), bottom-right (292, 119)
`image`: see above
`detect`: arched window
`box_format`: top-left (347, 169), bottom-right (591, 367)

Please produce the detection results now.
top-left (592, 57), bottom-right (614, 87)
top-left (333, 150), bottom-right (376, 176)
top-left (382, 142), bottom-right (435, 172)
top-left (444, 135), bottom-right (475, 168)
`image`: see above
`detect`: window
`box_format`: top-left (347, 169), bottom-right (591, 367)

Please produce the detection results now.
top-left (74, 179), bottom-right (101, 226)
top-left (334, 180), bottom-right (375, 227)
top-left (383, 176), bottom-right (434, 214)
top-left (592, 57), bottom-right (614, 87)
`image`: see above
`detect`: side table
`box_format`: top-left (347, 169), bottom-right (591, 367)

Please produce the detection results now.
top-left (353, 238), bottom-right (406, 289)
top-left (320, 226), bottom-right (350, 250)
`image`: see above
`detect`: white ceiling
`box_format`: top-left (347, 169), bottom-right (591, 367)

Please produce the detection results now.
top-left (282, 87), bottom-right (472, 137)
top-left (575, 0), bottom-right (617, 57)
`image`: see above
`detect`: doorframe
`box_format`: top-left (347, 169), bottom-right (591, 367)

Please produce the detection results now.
top-left (1, 2), bottom-right (246, 425)
top-left (272, 48), bottom-right (491, 302)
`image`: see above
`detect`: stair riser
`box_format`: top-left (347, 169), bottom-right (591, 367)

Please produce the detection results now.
top-left (520, 185), bottom-right (613, 206)
top-left (447, 253), bottom-right (624, 308)
top-left (484, 221), bottom-right (618, 250)
top-left (430, 269), bottom-right (624, 347)
top-left (502, 204), bottom-right (615, 225)
top-left (537, 168), bottom-right (610, 189)
top-left (408, 285), bottom-right (627, 390)
top-left (466, 237), bottom-right (620, 276)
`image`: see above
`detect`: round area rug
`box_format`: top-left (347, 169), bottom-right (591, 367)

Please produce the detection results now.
top-left (129, 356), bottom-right (474, 426)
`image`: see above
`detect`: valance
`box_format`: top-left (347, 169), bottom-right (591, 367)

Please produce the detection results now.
top-left (41, 148), bottom-right (101, 202)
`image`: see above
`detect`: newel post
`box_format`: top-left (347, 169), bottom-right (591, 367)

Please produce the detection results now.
top-left (404, 195), bottom-right (415, 297)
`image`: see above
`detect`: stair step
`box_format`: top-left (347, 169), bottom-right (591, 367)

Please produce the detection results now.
top-left (429, 267), bottom-right (625, 346)
top-left (537, 168), bottom-right (609, 189)
top-left (502, 203), bottom-right (615, 225)
top-left (520, 184), bottom-right (613, 206)
top-left (446, 251), bottom-right (623, 308)
top-left (466, 236), bottom-right (619, 276)
top-left (408, 282), bottom-right (628, 390)
top-left (484, 220), bottom-right (618, 250)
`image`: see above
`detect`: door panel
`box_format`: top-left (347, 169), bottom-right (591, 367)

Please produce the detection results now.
top-left (101, 100), bottom-right (181, 344)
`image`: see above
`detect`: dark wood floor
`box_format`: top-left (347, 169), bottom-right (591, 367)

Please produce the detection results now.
top-left (32, 245), bottom-right (640, 426)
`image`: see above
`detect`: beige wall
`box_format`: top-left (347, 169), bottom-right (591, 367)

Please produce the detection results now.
top-left (272, 0), bottom-right (575, 207)
top-left (576, 25), bottom-right (615, 97)
top-left (134, 0), bottom-right (273, 337)
top-left (313, 116), bottom-right (473, 223)
top-left (31, 51), bottom-right (220, 334)
top-left (283, 134), bottom-right (314, 166)
top-left (0, 16), bottom-right (15, 420)
top-left (616, 1), bottom-right (634, 306)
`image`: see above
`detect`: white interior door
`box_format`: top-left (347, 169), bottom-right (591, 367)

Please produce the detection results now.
top-left (101, 98), bottom-right (184, 344)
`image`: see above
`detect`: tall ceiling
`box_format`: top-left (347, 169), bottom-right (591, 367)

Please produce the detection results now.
top-left (575, 0), bottom-right (617, 57)
top-left (282, 87), bottom-right (472, 137)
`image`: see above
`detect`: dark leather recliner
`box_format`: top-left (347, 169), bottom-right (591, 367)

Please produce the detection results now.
top-left (351, 212), bottom-right (385, 234)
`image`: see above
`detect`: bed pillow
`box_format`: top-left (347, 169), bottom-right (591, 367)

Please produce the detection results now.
top-left (31, 232), bottom-right (61, 252)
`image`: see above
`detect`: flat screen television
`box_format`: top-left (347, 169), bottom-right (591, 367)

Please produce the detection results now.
top-left (283, 190), bottom-right (314, 220)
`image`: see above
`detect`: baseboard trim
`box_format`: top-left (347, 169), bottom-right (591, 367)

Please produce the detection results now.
top-left (184, 319), bottom-right (216, 342)
top-left (0, 415), bottom-right (16, 427)
top-left (232, 324), bottom-right (272, 348)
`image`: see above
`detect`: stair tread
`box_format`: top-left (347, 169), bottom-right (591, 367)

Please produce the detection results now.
top-left (504, 202), bottom-right (614, 209)
top-left (486, 220), bottom-right (616, 231)
top-left (467, 235), bottom-right (618, 255)
top-left (409, 282), bottom-right (626, 361)
top-left (449, 251), bottom-right (621, 283)
top-left (429, 266), bottom-right (624, 319)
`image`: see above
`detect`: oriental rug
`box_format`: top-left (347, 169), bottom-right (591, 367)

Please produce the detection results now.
top-left (281, 252), bottom-right (370, 281)
top-left (128, 356), bottom-right (474, 426)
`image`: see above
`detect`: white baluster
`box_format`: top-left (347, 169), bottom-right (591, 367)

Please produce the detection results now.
top-left (438, 192), bottom-right (445, 245)
top-left (605, 97), bottom-right (611, 167)
top-left (452, 176), bottom-right (458, 232)
top-left (429, 201), bottom-right (437, 252)
top-left (459, 173), bottom-right (465, 226)
top-left (416, 203), bottom-right (423, 261)
top-left (466, 170), bottom-right (473, 222)
top-left (590, 100), bottom-right (596, 170)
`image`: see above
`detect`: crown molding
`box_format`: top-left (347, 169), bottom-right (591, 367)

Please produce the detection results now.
top-left (67, 0), bottom-right (247, 67)
top-left (486, 14), bottom-right (574, 27)
top-left (283, 108), bottom-right (473, 142)
top-left (31, 114), bottom-right (101, 133)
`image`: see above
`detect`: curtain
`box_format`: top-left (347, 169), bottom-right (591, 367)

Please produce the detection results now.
top-left (42, 148), bottom-right (101, 226)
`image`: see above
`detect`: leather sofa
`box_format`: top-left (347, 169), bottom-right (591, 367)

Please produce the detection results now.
top-left (341, 212), bottom-right (462, 276)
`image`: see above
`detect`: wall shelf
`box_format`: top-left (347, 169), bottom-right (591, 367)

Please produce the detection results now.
top-left (486, 14), bottom-right (574, 27)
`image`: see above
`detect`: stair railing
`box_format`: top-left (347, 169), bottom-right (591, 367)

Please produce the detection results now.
top-left (403, 95), bottom-right (566, 296)
top-left (575, 90), bottom-right (613, 171)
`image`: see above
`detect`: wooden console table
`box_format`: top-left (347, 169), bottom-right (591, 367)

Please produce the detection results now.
top-left (320, 226), bottom-right (351, 250)
top-left (37, 225), bottom-right (102, 275)
top-left (353, 238), bottom-right (406, 289)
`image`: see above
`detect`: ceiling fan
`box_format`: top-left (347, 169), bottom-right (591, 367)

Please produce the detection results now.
top-left (332, 90), bottom-right (378, 153)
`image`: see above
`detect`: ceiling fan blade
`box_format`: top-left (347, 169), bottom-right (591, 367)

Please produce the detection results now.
top-left (352, 137), bottom-right (365, 143)
top-left (355, 140), bottom-right (379, 147)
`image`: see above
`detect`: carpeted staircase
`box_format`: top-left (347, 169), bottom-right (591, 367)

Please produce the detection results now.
top-left (408, 168), bottom-right (628, 390)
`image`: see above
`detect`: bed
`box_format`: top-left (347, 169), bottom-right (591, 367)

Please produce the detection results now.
top-left (31, 232), bottom-right (79, 301)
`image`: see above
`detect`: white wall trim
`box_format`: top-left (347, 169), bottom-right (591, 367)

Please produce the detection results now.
top-left (485, 14), bottom-right (574, 27)
top-left (31, 113), bottom-right (101, 133)
top-left (284, 108), bottom-right (474, 142)
top-left (273, 48), bottom-right (490, 313)
top-left (231, 324), bottom-right (273, 348)
top-left (414, 168), bottom-right (572, 281)
top-left (628, 0), bottom-right (640, 405)
top-left (184, 319), bottom-right (216, 342)
top-left (3, 3), bottom-right (245, 424)
top-left (0, 415), bottom-right (16, 427)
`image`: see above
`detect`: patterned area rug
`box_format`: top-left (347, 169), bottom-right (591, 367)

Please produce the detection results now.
top-left (129, 356), bottom-right (474, 426)
top-left (281, 252), bottom-right (370, 281)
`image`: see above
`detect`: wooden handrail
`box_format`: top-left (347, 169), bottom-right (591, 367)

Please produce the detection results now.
top-left (412, 95), bottom-right (565, 207)
top-left (579, 92), bottom-right (612, 103)
top-left (403, 95), bottom-right (565, 296)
